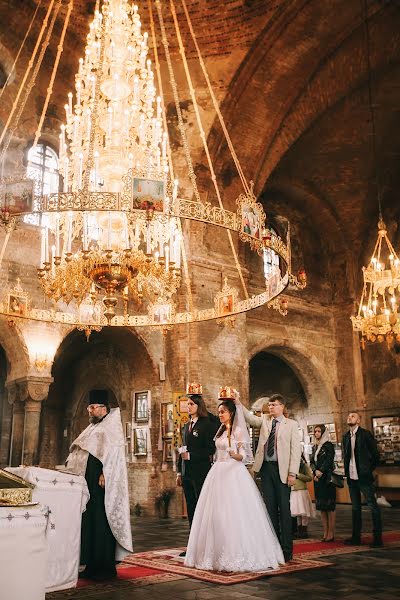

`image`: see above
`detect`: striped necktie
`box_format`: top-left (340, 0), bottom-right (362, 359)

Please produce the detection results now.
top-left (267, 419), bottom-right (277, 457)
top-left (189, 420), bottom-right (194, 434)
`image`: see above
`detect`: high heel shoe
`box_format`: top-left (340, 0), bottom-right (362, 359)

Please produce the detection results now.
top-left (325, 537), bottom-right (335, 542)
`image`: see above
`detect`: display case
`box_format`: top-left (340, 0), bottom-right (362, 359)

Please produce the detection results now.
top-left (372, 415), bottom-right (400, 465)
top-left (0, 469), bottom-right (33, 506)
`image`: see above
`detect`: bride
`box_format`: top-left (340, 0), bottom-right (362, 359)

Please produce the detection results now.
top-left (184, 390), bottom-right (284, 572)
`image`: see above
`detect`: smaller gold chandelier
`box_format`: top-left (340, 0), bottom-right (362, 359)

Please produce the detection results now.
top-left (351, 219), bottom-right (400, 349)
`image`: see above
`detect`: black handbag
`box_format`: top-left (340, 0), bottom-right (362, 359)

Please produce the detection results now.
top-left (329, 472), bottom-right (344, 488)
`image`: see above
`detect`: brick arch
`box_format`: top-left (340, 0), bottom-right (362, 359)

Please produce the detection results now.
top-left (209, 1), bottom-right (396, 201)
top-left (249, 339), bottom-right (336, 414)
top-left (40, 326), bottom-right (160, 466)
top-left (0, 319), bottom-right (30, 381)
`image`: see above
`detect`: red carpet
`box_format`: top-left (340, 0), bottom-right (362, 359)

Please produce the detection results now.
top-left (76, 564), bottom-right (185, 588)
top-left (292, 531), bottom-right (400, 559)
top-left (121, 530), bottom-right (400, 585)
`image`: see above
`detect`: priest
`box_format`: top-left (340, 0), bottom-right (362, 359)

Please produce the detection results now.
top-left (66, 390), bottom-right (133, 581)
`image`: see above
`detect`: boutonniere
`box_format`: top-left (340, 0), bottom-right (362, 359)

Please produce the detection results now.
top-left (193, 430), bottom-right (199, 437)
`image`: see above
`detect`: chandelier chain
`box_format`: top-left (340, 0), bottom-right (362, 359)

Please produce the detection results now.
top-left (180, 0), bottom-right (250, 196)
top-left (361, 0), bottom-right (381, 218)
top-left (155, 0), bottom-right (201, 204)
top-left (148, 0), bottom-right (194, 313)
top-left (169, 0), bottom-right (249, 300)
top-left (32, 0), bottom-right (74, 151)
top-left (82, 12), bottom-right (106, 194)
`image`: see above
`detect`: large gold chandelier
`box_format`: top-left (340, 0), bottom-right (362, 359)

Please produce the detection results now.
top-left (351, 0), bottom-right (399, 350)
top-left (351, 219), bottom-right (400, 349)
top-left (0, 0), bottom-right (306, 332)
top-left (38, 0), bottom-right (182, 324)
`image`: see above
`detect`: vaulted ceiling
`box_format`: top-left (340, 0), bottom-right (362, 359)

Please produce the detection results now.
top-left (0, 0), bottom-right (399, 303)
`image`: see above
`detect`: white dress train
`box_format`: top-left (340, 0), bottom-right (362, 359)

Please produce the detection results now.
top-left (184, 431), bottom-right (284, 572)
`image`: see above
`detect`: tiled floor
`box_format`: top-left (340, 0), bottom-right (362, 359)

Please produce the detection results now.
top-left (49, 505), bottom-right (400, 599)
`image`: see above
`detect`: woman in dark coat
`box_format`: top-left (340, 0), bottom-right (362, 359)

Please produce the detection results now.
top-left (311, 424), bottom-right (336, 542)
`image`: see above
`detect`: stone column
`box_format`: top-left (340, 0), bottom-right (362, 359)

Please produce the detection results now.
top-left (0, 388), bottom-right (12, 467)
top-left (6, 382), bottom-right (23, 467)
top-left (23, 399), bottom-right (43, 465)
top-left (39, 406), bottom-right (62, 468)
top-left (7, 377), bottom-right (53, 466)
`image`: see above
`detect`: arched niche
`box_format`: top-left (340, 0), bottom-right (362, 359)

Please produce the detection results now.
top-left (249, 351), bottom-right (307, 419)
top-left (249, 340), bottom-right (336, 424)
top-left (39, 327), bottom-right (158, 467)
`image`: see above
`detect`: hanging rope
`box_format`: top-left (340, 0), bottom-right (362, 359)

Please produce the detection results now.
top-left (148, 0), bottom-right (194, 313)
top-left (0, 230), bottom-right (13, 269)
top-left (32, 0), bottom-right (74, 150)
top-left (0, 0), bottom-right (62, 170)
top-left (0, 0), bottom-right (43, 101)
top-left (154, 0), bottom-right (202, 205)
top-left (169, 0), bottom-right (249, 299)
top-left (180, 0), bottom-right (251, 196)
top-left (0, 0), bottom-right (56, 152)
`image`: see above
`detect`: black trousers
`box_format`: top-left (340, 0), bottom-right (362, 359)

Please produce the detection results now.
top-left (182, 469), bottom-right (209, 527)
top-left (348, 478), bottom-right (382, 541)
top-left (260, 461), bottom-right (292, 560)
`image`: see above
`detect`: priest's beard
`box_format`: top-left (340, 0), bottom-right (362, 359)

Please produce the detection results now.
top-left (89, 415), bottom-right (103, 424)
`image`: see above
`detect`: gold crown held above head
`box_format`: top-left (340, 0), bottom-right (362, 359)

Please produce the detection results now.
top-left (186, 382), bottom-right (203, 395)
top-left (218, 386), bottom-right (237, 400)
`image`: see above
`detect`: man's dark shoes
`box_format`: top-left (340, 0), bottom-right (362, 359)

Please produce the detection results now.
top-left (283, 553), bottom-right (293, 562)
top-left (343, 537), bottom-right (361, 546)
top-left (91, 572), bottom-right (117, 581)
top-left (369, 538), bottom-right (383, 548)
top-left (179, 551), bottom-right (186, 557)
top-left (79, 568), bottom-right (117, 581)
top-left (78, 569), bottom-right (93, 579)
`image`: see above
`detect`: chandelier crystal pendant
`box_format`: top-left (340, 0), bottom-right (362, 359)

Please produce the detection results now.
top-left (351, 219), bottom-right (400, 349)
top-left (37, 0), bottom-right (182, 323)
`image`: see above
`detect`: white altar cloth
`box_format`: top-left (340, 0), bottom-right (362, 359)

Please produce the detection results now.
top-left (0, 504), bottom-right (48, 600)
top-left (7, 466), bottom-right (89, 592)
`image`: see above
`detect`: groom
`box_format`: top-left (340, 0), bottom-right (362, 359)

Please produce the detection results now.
top-left (237, 393), bottom-right (301, 562)
top-left (176, 384), bottom-right (218, 530)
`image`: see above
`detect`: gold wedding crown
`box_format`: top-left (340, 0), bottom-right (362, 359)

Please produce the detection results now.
top-left (186, 382), bottom-right (203, 395)
top-left (218, 386), bottom-right (237, 400)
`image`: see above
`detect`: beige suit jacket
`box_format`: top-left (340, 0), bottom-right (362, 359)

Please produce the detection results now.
top-left (242, 404), bottom-right (301, 483)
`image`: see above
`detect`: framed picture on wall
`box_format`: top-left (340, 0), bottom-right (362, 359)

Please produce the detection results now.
top-left (163, 439), bottom-right (173, 462)
top-left (8, 293), bottom-right (27, 316)
top-left (372, 415), bottom-right (400, 465)
top-left (125, 422), bottom-right (132, 440)
top-left (133, 390), bottom-right (150, 423)
top-left (133, 427), bottom-right (148, 456)
top-left (161, 402), bottom-right (175, 438)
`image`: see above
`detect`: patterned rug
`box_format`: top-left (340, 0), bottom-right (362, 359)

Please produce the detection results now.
top-left (121, 530), bottom-right (400, 585)
top-left (122, 548), bottom-right (331, 585)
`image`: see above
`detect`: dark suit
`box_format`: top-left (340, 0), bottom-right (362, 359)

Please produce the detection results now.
top-left (342, 426), bottom-right (382, 542)
top-left (177, 416), bottom-right (217, 526)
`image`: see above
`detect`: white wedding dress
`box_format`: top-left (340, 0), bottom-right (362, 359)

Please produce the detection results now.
top-left (184, 430), bottom-right (284, 572)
